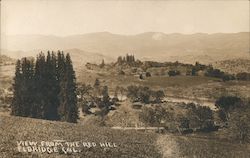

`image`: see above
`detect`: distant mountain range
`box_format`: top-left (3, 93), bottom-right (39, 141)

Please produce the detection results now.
top-left (0, 54), bottom-right (15, 66)
top-left (1, 32), bottom-right (249, 64)
top-left (0, 49), bottom-right (114, 68)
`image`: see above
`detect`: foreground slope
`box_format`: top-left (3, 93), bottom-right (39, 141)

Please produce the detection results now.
top-left (0, 115), bottom-right (161, 158)
top-left (0, 115), bottom-right (250, 158)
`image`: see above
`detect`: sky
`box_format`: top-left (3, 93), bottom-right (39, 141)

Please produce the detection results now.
top-left (1, 0), bottom-right (249, 36)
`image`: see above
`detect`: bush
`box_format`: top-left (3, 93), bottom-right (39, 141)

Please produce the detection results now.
top-left (168, 70), bottom-right (180, 77)
top-left (118, 70), bottom-right (125, 75)
top-left (229, 105), bottom-right (250, 143)
top-left (236, 72), bottom-right (250, 81)
top-left (126, 85), bottom-right (165, 104)
top-left (215, 96), bottom-right (243, 121)
top-left (205, 68), bottom-right (225, 78)
top-left (178, 117), bottom-right (190, 129)
top-left (139, 106), bottom-right (171, 127)
top-left (139, 74), bottom-right (144, 80)
top-left (187, 104), bottom-right (215, 131)
top-left (215, 96), bottom-right (243, 111)
top-left (222, 74), bottom-right (235, 82)
top-left (152, 90), bottom-right (165, 103)
top-left (77, 83), bottom-right (113, 116)
top-left (205, 67), bottom-right (236, 81)
top-left (218, 109), bottom-right (227, 122)
top-left (145, 72), bottom-right (151, 77)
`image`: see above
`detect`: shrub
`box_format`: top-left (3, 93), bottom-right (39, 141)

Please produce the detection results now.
top-left (126, 85), bottom-right (165, 104)
top-left (205, 68), bottom-right (225, 78)
top-left (187, 104), bottom-right (215, 131)
top-left (127, 85), bottom-right (140, 102)
top-left (139, 74), bottom-right (144, 80)
top-left (215, 96), bottom-right (243, 111)
top-left (139, 106), bottom-right (170, 127)
top-left (168, 70), bottom-right (180, 77)
top-left (152, 90), bottom-right (165, 103)
top-left (215, 96), bottom-right (243, 121)
top-left (118, 70), bottom-right (125, 75)
top-left (236, 72), bottom-right (250, 81)
top-left (178, 117), bottom-right (190, 129)
top-left (229, 105), bottom-right (250, 143)
top-left (222, 74), bottom-right (235, 82)
top-left (145, 72), bottom-right (151, 77)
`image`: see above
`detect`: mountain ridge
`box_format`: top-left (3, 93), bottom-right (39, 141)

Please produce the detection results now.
top-left (2, 32), bottom-right (249, 64)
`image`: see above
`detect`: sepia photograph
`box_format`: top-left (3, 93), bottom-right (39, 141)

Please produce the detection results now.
top-left (0, 0), bottom-right (250, 157)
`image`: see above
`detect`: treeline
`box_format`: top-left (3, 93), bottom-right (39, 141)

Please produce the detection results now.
top-left (78, 82), bottom-right (165, 115)
top-left (116, 54), bottom-right (143, 67)
top-left (127, 85), bottom-right (165, 104)
top-left (77, 79), bottom-right (117, 116)
top-left (139, 103), bottom-right (216, 133)
top-left (11, 51), bottom-right (78, 123)
top-left (117, 54), bottom-right (136, 64)
top-left (205, 67), bottom-right (250, 81)
top-left (165, 61), bottom-right (250, 82)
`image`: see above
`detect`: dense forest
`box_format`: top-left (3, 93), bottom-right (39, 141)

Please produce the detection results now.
top-left (11, 51), bottom-right (78, 123)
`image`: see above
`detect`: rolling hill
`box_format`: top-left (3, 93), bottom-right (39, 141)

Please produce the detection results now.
top-left (213, 58), bottom-right (250, 73)
top-left (0, 54), bottom-right (15, 66)
top-left (0, 49), bottom-right (114, 69)
top-left (2, 32), bottom-right (249, 64)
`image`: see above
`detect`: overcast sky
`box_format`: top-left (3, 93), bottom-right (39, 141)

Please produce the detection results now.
top-left (1, 0), bottom-right (249, 36)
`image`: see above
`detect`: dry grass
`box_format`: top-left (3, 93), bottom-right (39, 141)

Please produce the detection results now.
top-left (0, 115), bottom-right (161, 158)
top-left (1, 113), bottom-right (250, 158)
top-left (174, 135), bottom-right (250, 158)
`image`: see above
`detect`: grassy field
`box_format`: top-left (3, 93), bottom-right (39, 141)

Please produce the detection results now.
top-left (2, 64), bottom-right (250, 100)
top-left (174, 135), bottom-right (250, 158)
top-left (77, 69), bottom-right (250, 101)
top-left (142, 76), bottom-right (219, 88)
top-left (0, 115), bottom-right (161, 158)
top-left (1, 115), bottom-right (250, 158)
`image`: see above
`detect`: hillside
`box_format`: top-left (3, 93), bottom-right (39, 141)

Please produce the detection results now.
top-left (0, 115), bottom-right (249, 158)
top-left (2, 32), bottom-right (249, 63)
top-left (0, 54), bottom-right (15, 66)
top-left (64, 48), bottom-right (114, 69)
top-left (213, 58), bottom-right (250, 74)
top-left (1, 49), bottom-right (114, 70)
top-left (0, 115), bottom-right (161, 158)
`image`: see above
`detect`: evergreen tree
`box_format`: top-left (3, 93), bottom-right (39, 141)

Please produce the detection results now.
top-left (102, 86), bottom-right (110, 108)
top-left (94, 78), bottom-right (100, 88)
top-left (11, 51), bottom-right (79, 123)
top-left (43, 51), bottom-right (59, 120)
top-left (58, 53), bottom-right (79, 123)
top-left (32, 53), bottom-right (46, 118)
top-left (56, 51), bottom-right (66, 81)
top-left (11, 60), bottom-right (22, 116)
top-left (100, 59), bottom-right (105, 68)
top-left (20, 57), bottom-right (35, 117)
top-left (117, 56), bottom-right (123, 64)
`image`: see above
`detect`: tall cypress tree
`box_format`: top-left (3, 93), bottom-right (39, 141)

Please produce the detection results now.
top-left (58, 53), bottom-right (78, 123)
top-left (33, 53), bottom-right (46, 118)
top-left (102, 86), bottom-right (110, 108)
top-left (20, 57), bottom-right (35, 117)
top-left (51, 51), bottom-right (60, 120)
top-left (11, 51), bottom-right (78, 123)
top-left (11, 60), bottom-right (22, 116)
top-left (42, 51), bottom-right (59, 120)
top-left (57, 51), bottom-right (66, 120)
